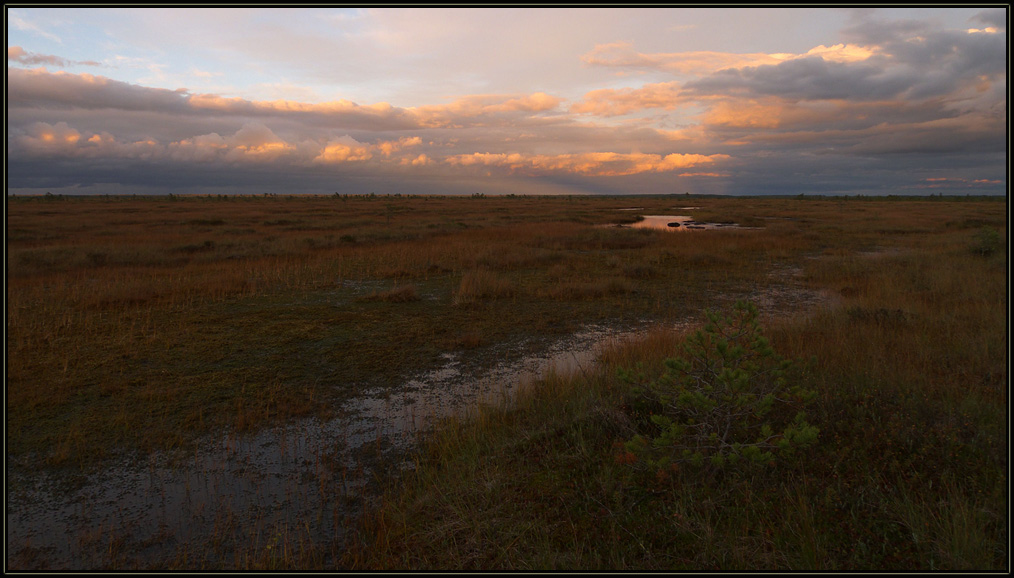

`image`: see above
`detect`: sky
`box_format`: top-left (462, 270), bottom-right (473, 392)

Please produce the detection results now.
top-left (5, 6), bottom-right (1008, 196)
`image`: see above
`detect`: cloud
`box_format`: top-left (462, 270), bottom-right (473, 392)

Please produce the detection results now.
top-left (581, 42), bottom-right (792, 76)
top-left (583, 24), bottom-right (1005, 107)
top-left (15, 121), bottom-right (82, 153)
top-left (701, 99), bottom-right (787, 129)
top-left (839, 11), bottom-right (1007, 89)
top-left (677, 172), bottom-right (728, 178)
top-left (8, 67), bottom-right (572, 134)
top-left (445, 151), bottom-right (728, 177)
top-left (8, 46), bottom-right (101, 68)
top-left (409, 92), bottom-right (563, 127)
top-left (7, 67), bottom-right (191, 113)
top-left (377, 136), bottom-right (422, 157)
top-left (8, 13), bottom-right (62, 43)
top-left (225, 123), bottom-right (297, 160)
top-left (581, 41), bottom-right (875, 78)
top-left (13, 120), bottom-right (382, 167)
top-left (5, 9), bottom-right (1005, 197)
top-left (687, 57), bottom-right (917, 102)
top-left (190, 68), bottom-right (221, 79)
top-left (572, 41), bottom-right (892, 119)
top-left (401, 153), bottom-right (432, 166)
top-left (618, 12), bottom-right (1007, 166)
top-left (971, 8), bottom-right (1006, 30)
top-left (14, 121), bottom-right (166, 161)
top-left (571, 82), bottom-right (684, 116)
top-left (800, 43), bottom-right (876, 63)
top-left (314, 135), bottom-right (374, 164)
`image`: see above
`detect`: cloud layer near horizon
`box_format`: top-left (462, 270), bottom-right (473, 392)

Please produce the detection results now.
top-left (5, 7), bottom-right (1007, 196)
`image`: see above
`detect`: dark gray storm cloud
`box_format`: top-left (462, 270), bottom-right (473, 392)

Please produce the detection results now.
top-left (688, 57), bottom-right (917, 102)
top-left (688, 22), bottom-right (1005, 103)
top-left (7, 67), bottom-right (192, 113)
top-left (971, 7), bottom-right (1006, 29)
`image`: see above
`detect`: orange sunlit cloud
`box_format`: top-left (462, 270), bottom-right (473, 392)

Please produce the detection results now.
top-left (314, 141), bottom-right (374, 164)
top-left (702, 100), bottom-right (785, 129)
top-left (401, 154), bottom-right (433, 166)
top-left (923, 177), bottom-right (1003, 185)
top-left (581, 42), bottom-right (788, 75)
top-left (571, 43), bottom-right (876, 119)
top-left (409, 92), bottom-right (564, 128)
top-left (445, 151), bottom-right (729, 177)
top-left (19, 118), bottom-right (435, 167)
top-left (17, 121), bottom-right (82, 152)
top-left (189, 90), bottom-right (562, 129)
top-left (19, 121), bottom-right (171, 161)
top-left (571, 82), bottom-right (684, 116)
top-left (580, 42), bottom-right (875, 78)
top-left (378, 136), bottom-right (423, 157)
top-left (188, 94), bottom-right (405, 123)
top-left (226, 123), bottom-right (295, 160)
top-left (799, 44), bottom-right (876, 63)
top-left (697, 98), bottom-right (862, 132)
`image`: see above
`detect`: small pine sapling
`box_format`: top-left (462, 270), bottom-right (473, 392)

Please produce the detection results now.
top-left (618, 301), bottom-right (818, 472)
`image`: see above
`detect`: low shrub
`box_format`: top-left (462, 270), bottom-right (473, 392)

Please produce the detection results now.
top-left (972, 226), bottom-right (1001, 256)
top-left (618, 300), bottom-right (818, 472)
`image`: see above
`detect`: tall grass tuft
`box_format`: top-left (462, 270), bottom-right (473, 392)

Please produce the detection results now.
top-left (451, 268), bottom-right (515, 306)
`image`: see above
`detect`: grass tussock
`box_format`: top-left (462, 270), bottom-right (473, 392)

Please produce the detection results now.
top-left (452, 268), bottom-right (516, 306)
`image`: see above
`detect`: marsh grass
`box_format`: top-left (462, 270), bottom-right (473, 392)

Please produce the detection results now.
top-left (9, 194), bottom-right (732, 466)
top-left (452, 268), bottom-right (516, 306)
top-left (6, 194), bottom-right (1006, 570)
top-left (341, 197), bottom-right (1006, 571)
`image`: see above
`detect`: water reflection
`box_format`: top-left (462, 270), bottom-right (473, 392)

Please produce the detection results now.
top-left (626, 215), bottom-right (746, 231)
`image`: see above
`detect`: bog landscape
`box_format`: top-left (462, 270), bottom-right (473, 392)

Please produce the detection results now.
top-left (5, 193), bottom-right (1007, 570)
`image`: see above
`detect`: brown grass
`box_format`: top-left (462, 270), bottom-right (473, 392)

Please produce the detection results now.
top-left (5, 193), bottom-right (1006, 571)
top-left (452, 268), bottom-right (516, 306)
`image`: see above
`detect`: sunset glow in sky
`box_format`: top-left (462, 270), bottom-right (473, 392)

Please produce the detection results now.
top-left (6, 7), bottom-right (1008, 196)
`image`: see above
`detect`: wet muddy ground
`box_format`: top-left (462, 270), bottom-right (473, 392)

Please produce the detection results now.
top-left (6, 322), bottom-right (672, 569)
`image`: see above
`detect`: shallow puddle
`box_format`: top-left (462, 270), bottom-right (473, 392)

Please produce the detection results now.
top-left (618, 215), bottom-right (754, 231)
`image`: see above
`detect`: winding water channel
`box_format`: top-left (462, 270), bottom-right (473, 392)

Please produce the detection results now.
top-left (6, 322), bottom-right (662, 569)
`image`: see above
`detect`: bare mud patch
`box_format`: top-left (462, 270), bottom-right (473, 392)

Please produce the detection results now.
top-left (725, 263), bottom-right (839, 321)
